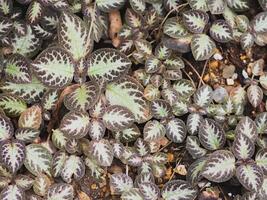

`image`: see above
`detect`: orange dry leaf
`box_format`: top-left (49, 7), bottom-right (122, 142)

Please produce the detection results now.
top-left (109, 10), bottom-right (122, 47)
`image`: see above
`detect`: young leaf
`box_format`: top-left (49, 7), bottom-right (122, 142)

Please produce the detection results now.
top-left (118, 124), bottom-right (141, 143)
top-left (103, 105), bottom-right (135, 131)
top-left (236, 163), bottom-right (264, 192)
top-left (59, 111), bottom-right (90, 139)
top-left (255, 112), bottom-right (267, 134)
top-left (0, 94), bottom-right (27, 117)
top-left (15, 128), bottom-right (39, 143)
top-left (110, 173), bottom-right (133, 194)
top-left (240, 32), bottom-right (255, 50)
top-left (47, 183), bottom-right (74, 200)
top-left (51, 129), bottom-right (67, 150)
top-left (145, 56), bottom-right (161, 73)
top-left (188, 0), bottom-right (208, 11)
top-left (163, 17), bottom-right (189, 39)
top-left (198, 118), bottom-right (226, 150)
top-left (161, 88), bottom-right (179, 106)
top-left (186, 157), bottom-right (207, 186)
top-left (0, 185), bottom-right (25, 200)
top-left (0, 17), bottom-right (13, 39)
top-left (210, 20), bottom-right (233, 43)
top-left (186, 113), bottom-right (203, 135)
top-left (26, 1), bottom-right (44, 24)
top-left (247, 85), bottom-right (263, 108)
top-left (87, 48), bottom-right (131, 83)
top-left (186, 136), bottom-right (207, 159)
top-left (33, 174), bottom-right (51, 196)
top-left (151, 99), bottom-right (172, 119)
top-left (125, 8), bottom-right (143, 28)
top-left (143, 120), bottom-right (166, 142)
top-left (202, 150), bottom-right (235, 182)
top-left (0, 0), bottom-right (12, 15)
top-left (135, 39), bottom-right (153, 56)
top-left (24, 144), bottom-right (52, 176)
top-left (182, 10), bottom-right (209, 34)
top-left (165, 118), bottom-right (187, 143)
top-left (88, 119), bottom-right (106, 141)
top-left (235, 117), bottom-right (257, 142)
top-left (18, 105), bottom-right (42, 130)
top-left (135, 138), bottom-right (150, 157)
top-left (161, 180), bottom-right (198, 200)
top-left (173, 79), bottom-right (195, 98)
top-left (191, 34), bottom-right (216, 61)
top-left (232, 133), bottom-right (255, 160)
top-left (32, 47), bottom-right (74, 88)
top-left (52, 150), bottom-right (67, 178)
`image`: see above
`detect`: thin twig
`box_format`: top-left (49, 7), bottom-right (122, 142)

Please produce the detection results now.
top-left (182, 69), bottom-right (196, 89)
top-left (157, 141), bottom-right (172, 152)
top-left (183, 58), bottom-right (205, 86)
top-left (198, 59), bottom-right (209, 88)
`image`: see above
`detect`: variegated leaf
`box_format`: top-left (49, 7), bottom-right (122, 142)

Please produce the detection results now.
top-left (84, 156), bottom-right (105, 179)
top-left (182, 10), bottom-right (209, 34)
top-left (52, 150), bottom-right (67, 177)
top-left (135, 39), bottom-right (152, 56)
top-left (163, 69), bottom-right (182, 80)
top-left (188, 0), bottom-right (208, 11)
top-left (198, 118), bottom-right (226, 150)
top-left (47, 183), bottom-right (74, 200)
top-left (186, 157), bottom-right (207, 186)
top-left (252, 12), bottom-right (267, 34)
top-left (230, 86), bottom-right (247, 105)
top-left (32, 24), bottom-right (53, 39)
top-left (14, 174), bottom-right (34, 190)
top-left (161, 180), bottom-right (198, 200)
top-left (32, 47), bottom-right (74, 88)
top-left (0, 185), bottom-right (25, 200)
top-left (90, 139), bottom-right (114, 166)
top-left (130, 0), bottom-right (145, 13)
top-left (202, 150), bottom-right (235, 182)
top-left (135, 138), bottom-right (150, 157)
top-left (154, 43), bottom-right (172, 60)
top-left (88, 119), bottom-right (105, 141)
top-left (191, 34), bottom-right (216, 61)
top-left (61, 155), bottom-right (85, 183)
top-left (0, 139), bottom-right (25, 173)
top-left (118, 125), bottom-right (141, 143)
top-left (194, 85), bottom-right (213, 108)
top-left (26, 1), bottom-right (44, 24)
top-left (145, 56), bottom-right (161, 73)
top-left (121, 188), bottom-right (144, 200)
top-left (186, 136), bottom-right (207, 159)
top-left (207, 0), bottom-right (226, 14)
top-left (0, 94), bottom-right (27, 117)
top-left (41, 90), bottom-right (59, 111)
top-left (103, 105), bottom-right (135, 131)
top-left (87, 48), bottom-right (131, 83)
top-left (255, 112), bottom-right (267, 134)
top-left (247, 85), bottom-right (263, 108)
top-left (143, 120), bottom-right (166, 142)
top-left (161, 88), bottom-right (179, 106)
top-left (5, 53), bottom-right (31, 84)
top-left (89, 95), bottom-right (106, 118)
top-left (164, 57), bottom-right (185, 69)
top-left (232, 133), bottom-right (255, 160)
top-left (135, 172), bottom-right (155, 187)
top-left (18, 105), bottom-right (42, 130)
top-left (235, 15), bottom-right (249, 32)
top-left (240, 32), bottom-right (255, 50)
top-left (259, 177), bottom-right (267, 199)
top-left (259, 0), bottom-right (267, 10)
top-left (96, 0), bottom-right (126, 12)
top-left (51, 129), bottom-right (67, 150)
top-left (151, 99), bottom-right (172, 119)
top-left (165, 118), bottom-right (186, 143)
top-left (125, 8), bottom-right (143, 28)
top-left (172, 99), bottom-right (189, 116)
top-left (139, 182), bottom-right (160, 200)
top-left (255, 148), bottom-right (267, 174)
top-left (33, 174), bottom-right (51, 196)
top-left (0, 113), bottom-right (13, 141)
top-left (186, 113), bottom-right (203, 135)
top-left (58, 11), bottom-right (92, 60)
top-left (0, 0), bottom-right (12, 15)
top-left (173, 79), bottom-right (195, 98)
top-left (163, 17), bottom-right (189, 39)
top-left (236, 163), bottom-right (264, 192)
top-left (59, 111), bottom-right (90, 139)
top-left (106, 76), bottom-right (150, 123)
top-left (0, 17), bottom-right (13, 39)
top-left (110, 173), bottom-right (133, 194)
top-left (15, 128), bottom-right (39, 143)
top-left (112, 141), bottom-right (124, 159)
top-left (210, 20), bottom-right (233, 43)
top-left (226, 0), bottom-right (249, 11)
top-left (144, 84), bottom-right (161, 101)
top-left (235, 117), bottom-right (257, 142)
top-left (24, 144), bottom-right (52, 176)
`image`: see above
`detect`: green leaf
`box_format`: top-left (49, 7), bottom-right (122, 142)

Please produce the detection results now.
top-left (182, 10), bottom-right (209, 34)
top-left (210, 20), bottom-right (233, 43)
top-left (0, 94), bottom-right (27, 117)
top-left (96, 0), bottom-right (126, 12)
top-left (163, 17), bottom-right (189, 39)
top-left (0, 113), bottom-right (14, 142)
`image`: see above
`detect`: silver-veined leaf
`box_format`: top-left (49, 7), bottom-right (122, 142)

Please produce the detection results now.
top-left (161, 88), bottom-right (179, 106)
top-left (51, 129), bottom-right (67, 150)
top-left (172, 99), bottom-right (189, 116)
top-left (0, 113), bottom-right (13, 142)
top-left (134, 172), bottom-right (155, 187)
top-left (226, 0), bottom-right (249, 11)
top-left (88, 119), bottom-right (105, 141)
top-left (247, 85), bottom-right (263, 108)
top-left (0, 17), bottom-right (13, 39)
top-left (240, 32), bottom-right (255, 50)
top-left (58, 11), bottom-right (92, 60)
top-left (194, 85), bottom-right (213, 108)
top-left (0, 185), bottom-right (25, 200)
top-left (121, 188), bottom-right (144, 200)
top-left (135, 138), bottom-right (150, 157)
top-left (210, 20), bottom-right (233, 43)
top-left (47, 183), bottom-right (74, 200)
top-left (33, 174), bottom-right (51, 196)
top-left (59, 111), bottom-right (90, 139)
top-left (151, 99), bottom-right (172, 119)
top-left (64, 82), bottom-right (99, 111)
top-left (259, 0), bottom-right (267, 10)
top-left (130, 0), bottom-right (146, 13)
top-left (106, 76), bottom-right (150, 123)
top-left (112, 141), bottom-right (124, 159)
top-left (188, 0), bottom-right (208, 11)
top-left (24, 144), bottom-right (52, 176)
top-left (103, 105), bottom-right (135, 131)
top-left (186, 157), bottom-right (207, 186)
top-left (110, 173), bottom-right (133, 194)
top-left (90, 139), bottom-right (114, 167)
top-left (0, 139), bottom-right (25, 173)
top-left (259, 177), bottom-right (267, 199)
top-left (96, 0), bottom-right (126, 12)
top-left (61, 155), bottom-right (85, 183)
top-left (155, 43), bottom-right (172, 60)
top-left (52, 150), bottom-right (67, 178)
top-left (143, 120), bottom-right (166, 142)
top-left (15, 128), bottom-right (39, 143)
top-left (207, 0), bottom-right (226, 14)
top-left (41, 89), bottom-right (59, 111)
top-left (165, 118), bottom-right (186, 143)
top-left (139, 182), bottom-right (160, 200)
top-left (118, 124), bottom-right (141, 143)
top-left (26, 1), bottom-right (44, 24)
top-left (255, 148), bottom-right (267, 175)
top-left (18, 105), bottom-right (42, 130)
top-left (87, 48), bottom-right (131, 83)
top-left (145, 56), bottom-right (161, 73)
top-left (0, 94), bottom-right (27, 117)
top-left (14, 174), bottom-right (34, 190)
top-left (186, 136), bottom-right (207, 159)
top-left (252, 12), bottom-right (267, 34)
top-left (144, 84), bottom-right (161, 101)
top-left (235, 117), bottom-right (257, 142)
top-left (236, 163), bottom-right (264, 192)
top-left (32, 47), bottom-right (74, 88)
top-left (0, 0), bottom-right (12, 15)
top-left (163, 17), bottom-right (189, 39)
top-left (198, 118), bottom-right (226, 150)
top-left (232, 133), bottom-right (255, 160)
top-left (125, 8), bottom-right (143, 28)
top-left (186, 113), bottom-right (203, 135)
top-left (84, 156), bottom-right (105, 179)
top-left (182, 10), bottom-right (209, 34)
top-left (202, 150), bottom-right (235, 182)
top-left (164, 57), bottom-right (185, 69)
top-left (191, 34), bottom-right (216, 61)
top-left (5, 53), bottom-right (31, 84)
top-left (161, 180), bottom-right (198, 200)
top-left (235, 15), bottom-right (249, 32)
top-left (173, 79), bottom-right (195, 98)
top-left (135, 39), bottom-right (152, 56)
top-left (255, 112), bottom-right (267, 134)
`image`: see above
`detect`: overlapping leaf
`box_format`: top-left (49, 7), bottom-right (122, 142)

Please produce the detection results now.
top-left (210, 20), bottom-right (233, 43)
top-left (255, 148), bottom-right (267, 174)
top-left (165, 118), bottom-right (186, 143)
top-left (110, 173), bottom-right (133, 194)
top-left (0, 185), bottom-right (25, 200)
top-left (143, 120), bottom-right (166, 142)
top-left (90, 139), bottom-right (114, 166)
top-left (96, 0), bottom-right (126, 12)
top-left (232, 133), bottom-right (255, 160)
top-left (0, 94), bottom-right (27, 117)
top-left (182, 10), bottom-right (209, 34)
top-left (163, 17), bottom-right (189, 39)
top-left (207, 0), bottom-right (226, 14)
top-left (186, 157), bottom-right (207, 186)
top-left (247, 85), bottom-right (263, 108)
top-left (186, 136), bottom-right (207, 159)
top-left (0, 113), bottom-right (14, 141)
top-left (235, 117), bottom-right (257, 142)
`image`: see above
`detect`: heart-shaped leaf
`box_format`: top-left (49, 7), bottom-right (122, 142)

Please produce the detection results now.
top-left (210, 20), bottom-right (233, 43)
top-left (106, 76), bottom-right (150, 123)
top-left (247, 85), bottom-right (263, 108)
top-left (110, 173), bottom-right (133, 194)
top-left (186, 136), bottom-right (207, 159)
top-left (0, 94), bottom-right (27, 117)
top-left (87, 48), bottom-right (131, 83)
top-left (61, 155), bottom-right (85, 183)
top-left (236, 163), bottom-right (264, 192)
top-left (232, 133), bottom-right (255, 160)
top-left (202, 150), bottom-right (235, 182)
top-left (90, 139), bottom-right (114, 167)
top-left (0, 139), bottom-right (25, 174)
top-left (0, 185), bottom-right (25, 200)
top-left (24, 144), bottom-right (52, 176)
top-left (32, 47), bottom-right (74, 88)
top-left (58, 11), bottom-right (92, 60)
top-left (163, 17), bottom-right (189, 39)
top-left (235, 117), bottom-right (257, 142)
top-left (255, 148), bottom-right (267, 175)
top-left (143, 120), bottom-right (166, 142)
top-left (187, 113), bottom-right (203, 135)
top-left (47, 183), bottom-right (74, 200)
top-left (59, 111), bottom-right (90, 139)
top-left (103, 105), bottom-right (135, 131)
top-left (199, 118), bottom-right (226, 150)
top-left (191, 34), bottom-right (216, 61)
top-left (182, 10), bottom-right (209, 34)
top-left (187, 157), bottom-right (207, 186)
top-left (207, 0), bottom-right (226, 14)
top-left (161, 180), bottom-right (198, 200)
top-left (165, 118), bottom-right (187, 143)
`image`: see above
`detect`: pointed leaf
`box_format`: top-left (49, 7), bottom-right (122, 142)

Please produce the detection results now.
top-left (47, 183), bottom-right (74, 200)
top-left (0, 94), bottom-right (27, 117)
top-left (210, 20), bottom-right (233, 43)
top-left (186, 113), bottom-right (203, 135)
top-left (165, 118), bottom-right (186, 143)
top-left (247, 85), bottom-right (263, 108)
top-left (110, 173), bottom-right (133, 194)
top-left (186, 136), bottom-right (207, 159)
top-left (182, 10), bottom-right (209, 34)
top-left (96, 0), bottom-right (126, 12)
top-left (163, 17), bottom-right (189, 39)
top-left (232, 133), bottom-right (255, 160)
top-left (186, 157), bottom-right (207, 186)
top-left (143, 120), bottom-right (166, 142)
top-left (235, 117), bottom-right (257, 142)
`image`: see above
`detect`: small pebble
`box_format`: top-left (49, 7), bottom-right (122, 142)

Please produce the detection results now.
top-left (213, 53), bottom-right (223, 60)
top-left (227, 79), bottom-right (235, 85)
top-left (242, 69), bottom-right (249, 79)
top-left (222, 64), bottom-right (235, 78)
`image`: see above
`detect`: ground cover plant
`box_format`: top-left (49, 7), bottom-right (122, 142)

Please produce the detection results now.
top-left (0, 0), bottom-right (267, 199)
